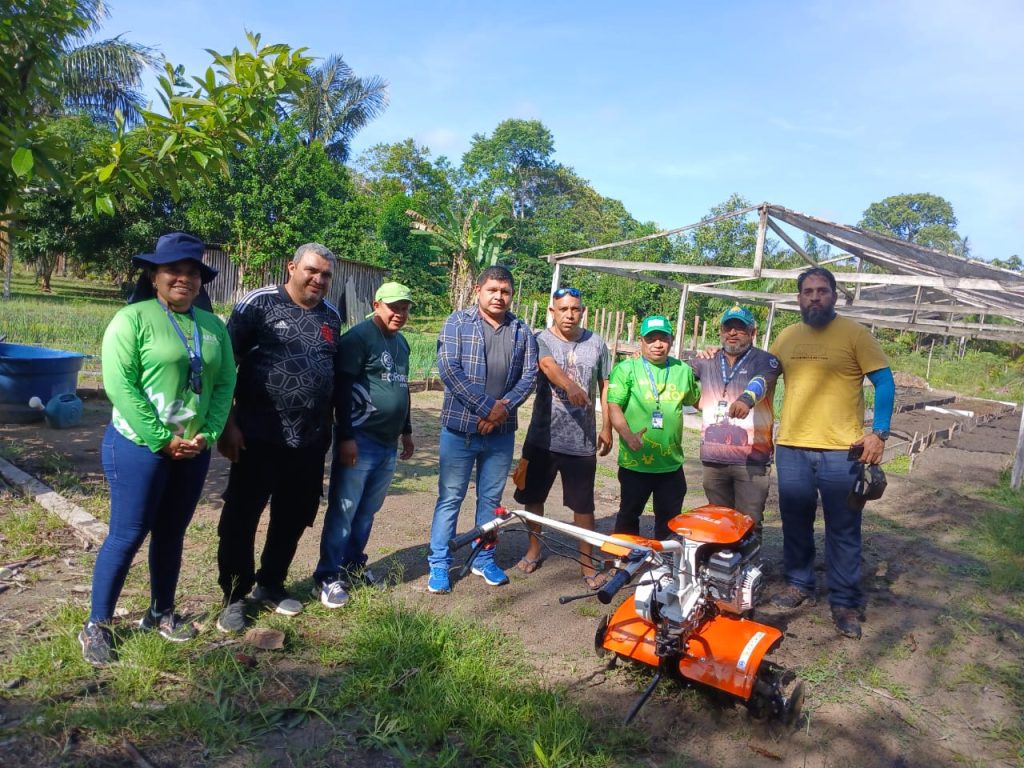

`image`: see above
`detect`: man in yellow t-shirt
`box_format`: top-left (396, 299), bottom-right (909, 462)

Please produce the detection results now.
top-left (768, 267), bottom-right (895, 641)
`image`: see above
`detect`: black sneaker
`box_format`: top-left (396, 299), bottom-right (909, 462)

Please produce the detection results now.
top-left (216, 599), bottom-right (248, 633)
top-left (252, 584), bottom-right (303, 616)
top-left (79, 622), bottom-right (114, 665)
top-left (139, 609), bottom-right (197, 642)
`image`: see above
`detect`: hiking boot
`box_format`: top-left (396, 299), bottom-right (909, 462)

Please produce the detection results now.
top-left (471, 560), bottom-right (509, 587)
top-left (770, 584), bottom-right (816, 609)
top-left (252, 584), bottom-right (303, 616)
top-left (831, 605), bottom-right (862, 639)
top-left (79, 622), bottom-right (114, 665)
top-left (139, 609), bottom-right (197, 642)
top-left (313, 579), bottom-right (350, 609)
top-left (216, 600), bottom-right (248, 633)
top-left (427, 566), bottom-right (451, 594)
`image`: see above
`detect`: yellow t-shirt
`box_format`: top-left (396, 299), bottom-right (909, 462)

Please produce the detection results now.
top-left (770, 315), bottom-right (889, 450)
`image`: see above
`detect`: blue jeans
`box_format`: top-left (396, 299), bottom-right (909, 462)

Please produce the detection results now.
top-left (775, 445), bottom-right (863, 608)
top-left (90, 424), bottom-right (211, 622)
top-left (314, 430), bottom-right (397, 583)
top-left (428, 428), bottom-right (515, 568)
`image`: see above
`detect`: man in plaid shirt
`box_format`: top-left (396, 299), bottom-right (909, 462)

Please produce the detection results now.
top-left (427, 266), bottom-right (538, 593)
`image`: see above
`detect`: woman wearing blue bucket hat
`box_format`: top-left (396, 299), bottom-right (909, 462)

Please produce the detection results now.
top-left (80, 232), bottom-right (236, 665)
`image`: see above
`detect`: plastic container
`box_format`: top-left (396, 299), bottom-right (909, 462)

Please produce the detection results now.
top-left (0, 342), bottom-right (86, 423)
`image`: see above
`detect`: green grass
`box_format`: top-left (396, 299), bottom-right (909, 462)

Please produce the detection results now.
top-left (969, 470), bottom-right (1024, 591)
top-left (0, 499), bottom-right (67, 559)
top-left (1, 589), bottom-right (632, 766)
top-left (884, 340), bottom-right (1024, 403)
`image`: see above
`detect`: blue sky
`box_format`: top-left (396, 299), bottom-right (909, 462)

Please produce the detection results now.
top-left (100, 0), bottom-right (1022, 260)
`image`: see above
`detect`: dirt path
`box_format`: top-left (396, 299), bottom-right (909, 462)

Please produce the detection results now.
top-left (1, 390), bottom-right (1022, 767)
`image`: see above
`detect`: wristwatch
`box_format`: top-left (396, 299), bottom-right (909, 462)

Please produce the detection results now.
top-left (872, 429), bottom-right (890, 441)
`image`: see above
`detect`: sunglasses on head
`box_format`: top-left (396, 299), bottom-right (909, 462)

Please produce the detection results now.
top-left (552, 287), bottom-right (581, 299)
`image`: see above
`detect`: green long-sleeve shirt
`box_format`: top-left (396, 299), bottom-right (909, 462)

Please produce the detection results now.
top-left (102, 299), bottom-right (236, 452)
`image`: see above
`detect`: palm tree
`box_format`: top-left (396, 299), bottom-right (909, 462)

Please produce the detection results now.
top-left (407, 201), bottom-right (510, 310)
top-left (287, 54), bottom-right (388, 163)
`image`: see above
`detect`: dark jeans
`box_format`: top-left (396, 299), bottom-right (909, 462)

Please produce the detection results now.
top-left (775, 445), bottom-right (862, 608)
top-left (701, 462), bottom-right (772, 525)
top-left (614, 466), bottom-right (686, 540)
top-left (217, 438), bottom-right (328, 602)
top-left (90, 424), bottom-right (211, 623)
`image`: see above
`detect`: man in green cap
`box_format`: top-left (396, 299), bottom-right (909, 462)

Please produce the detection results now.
top-left (607, 315), bottom-right (701, 539)
top-left (312, 281), bottom-right (415, 607)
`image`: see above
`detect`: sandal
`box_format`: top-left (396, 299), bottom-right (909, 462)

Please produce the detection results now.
top-left (583, 571), bottom-right (610, 590)
top-left (515, 556), bottom-right (544, 574)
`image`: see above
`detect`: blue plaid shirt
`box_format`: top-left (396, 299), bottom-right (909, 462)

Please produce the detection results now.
top-left (437, 306), bottom-right (538, 434)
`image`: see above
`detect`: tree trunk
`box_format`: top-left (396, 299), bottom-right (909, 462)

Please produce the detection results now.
top-left (449, 253), bottom-right (475, 311)
top-left (1, 213), bottom-right (11, 300)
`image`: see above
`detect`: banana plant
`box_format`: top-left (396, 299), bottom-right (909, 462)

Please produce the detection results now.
top-left (407, 200), bottom-right (509, 310)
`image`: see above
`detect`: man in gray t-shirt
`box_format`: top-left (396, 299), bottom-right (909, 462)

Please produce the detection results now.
top-left (513, 287), bottom-right (612, 590)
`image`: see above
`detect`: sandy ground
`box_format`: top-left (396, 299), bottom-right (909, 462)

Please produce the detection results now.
top-left (1, 388), bottom-right (1022, 767)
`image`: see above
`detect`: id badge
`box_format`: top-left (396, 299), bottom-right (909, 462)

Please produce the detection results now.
top-left (716, 400), bottom-right (729, 419)
top-left (651, 410), bottom-right (664, 429)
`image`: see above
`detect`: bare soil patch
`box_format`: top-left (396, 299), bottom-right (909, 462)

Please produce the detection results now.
top-left (1, 389), bottom-right (1022, 766)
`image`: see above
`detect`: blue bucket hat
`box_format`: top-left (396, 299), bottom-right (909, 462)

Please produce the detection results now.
top-left (132, 232), bottom-right (218, 284)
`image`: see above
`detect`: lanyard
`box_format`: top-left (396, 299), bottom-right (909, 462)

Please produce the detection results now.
top-left (158, 300), bottom-right (202, 387)
top-left (641, 357), bottom-right (667, 409)
top-left (719, 348), bottom-right (751, 392)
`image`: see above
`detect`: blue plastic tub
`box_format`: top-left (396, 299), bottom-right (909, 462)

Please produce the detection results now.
top-left (0, 342), bottom-right (86, 423)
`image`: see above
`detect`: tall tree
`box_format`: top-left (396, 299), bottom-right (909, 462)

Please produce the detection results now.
top-left (461, 119), bottom-right (556, 219)
top-left (286, 53), bottom-right (388, 163)
top-left (859, 193), bottom-right (965, 254)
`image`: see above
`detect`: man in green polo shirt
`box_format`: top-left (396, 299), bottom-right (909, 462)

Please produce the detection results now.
top-left (607, 315), bottom-right (701, 539)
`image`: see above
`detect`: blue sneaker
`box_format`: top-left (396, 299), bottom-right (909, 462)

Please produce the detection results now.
top-left (471, 560), bottom-right (509, 587)
top-left (427, 566), bottom-right (451, 594)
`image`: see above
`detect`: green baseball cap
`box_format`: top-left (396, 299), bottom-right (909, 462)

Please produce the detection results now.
top-left (639, 315), bottom-right (673, 337)
top-left (720, 304), bottom-right (755, 328)
top-left (375, 282), bottom-right (413, 304)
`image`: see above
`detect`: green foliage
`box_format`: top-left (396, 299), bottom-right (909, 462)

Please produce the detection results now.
top-left (285, 53), bottom-right (388, 163)
top-left (407, 200), bottom-right (511, 310)
top-left (355, 138), bottom-right (453, 202)
top-left (182, 123), bottom-right (357, 280)
top-left (462, 118), bottom-right (556, 219)
top-left (859, 193), bottom-right (965, 254)
top-left (0, 590), bottom-right (629, 766)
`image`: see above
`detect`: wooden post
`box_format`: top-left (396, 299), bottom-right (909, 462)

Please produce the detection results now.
top-left (752, 205), bottom-right (768, 277)
top-left (691, 315), bottom-right (700, 351)
top-left (926, 339), bottom-right (935, 380)
top-left (581, 306), bottom-right (589, 329)
top-left (672, 284), bottom-right (690, 358)
top-left (700, 320), bottom-right (707, 347)
top-left (1012, 407), bottom-right (1024, 489)
top-left (763, 301), bottom-right (777, 349)
top-left (627, 317), bottom-right (636, 344)
top-left (547, 263), bottom-right (560, 328)
top-left (529, 300), bottom-right (538, 329)
top-left (611, 312), bottom-right (622, 358)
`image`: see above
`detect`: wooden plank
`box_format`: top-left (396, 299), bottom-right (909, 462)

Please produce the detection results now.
top-left (1013, 408), bottom-right (1024, 489)
top-left (752, 205), bottom-right (768, 277)
top-left (546, 203), bottom-right (761, 262)
top-left (547, 262), bottom-right (560, 329)
top-left (555, 256), bottom-right (1024, 292)
top-left (766, 217), bottom-right (857, 300)
top-left (672, 284), bottom-right (689, 358)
